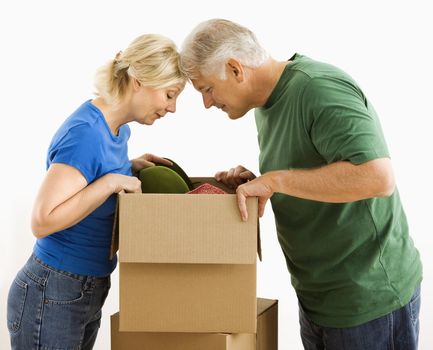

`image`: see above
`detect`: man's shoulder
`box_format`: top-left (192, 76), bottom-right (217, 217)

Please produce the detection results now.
top-left (288, 53), bottom-right (349, 80)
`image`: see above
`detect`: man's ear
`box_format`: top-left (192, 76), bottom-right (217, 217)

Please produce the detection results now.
top-left (227, 58), bottom-right (244, 83)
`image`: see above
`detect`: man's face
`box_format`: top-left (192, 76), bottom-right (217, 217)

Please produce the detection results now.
top-left (191, 67), bottom-right (250, 120)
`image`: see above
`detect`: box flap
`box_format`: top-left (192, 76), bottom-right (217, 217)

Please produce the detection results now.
top-left (256, 298), bottom-right (278, 350)
top-left (257, 298), bottom-right (278, 316)
top-left (119, 193), bottom-right (258, 264)
top-left (109, 196), bottom-right (120, 260)
top-left (257, 218), bottom-right (262, 261)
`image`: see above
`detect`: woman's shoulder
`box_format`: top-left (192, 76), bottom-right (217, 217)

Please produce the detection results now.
top-left (49, 102), bottom-right (103, 148)
top-left (66, 100), bottom-right (104, 128)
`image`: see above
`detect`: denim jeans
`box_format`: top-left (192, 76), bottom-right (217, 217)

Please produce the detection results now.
top-left (7, 254), bottom-right (111, 350)
top-left (298, 286), bottom-right (421, 350)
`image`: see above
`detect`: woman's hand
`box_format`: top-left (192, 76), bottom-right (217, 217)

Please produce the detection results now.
top-left (107, 173), bottom-right (142, 193)
top-left (131, 153), bottom-right (172, 174)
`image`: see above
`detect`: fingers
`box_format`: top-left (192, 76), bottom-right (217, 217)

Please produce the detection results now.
top-left (258, 197), bottom-right (267, 217)
top-left (214, 170), bottom-right (234, 187)
top-left (135, 159), bottom-right (156, 170)
top-left (215, 165), bottom-right (252, 189)
top-left (215, 171), bottom-right (225, 182)
top-left (236, 176), bottom-right (272, 220)
top-left (125, 176), bottom-right (142, 193)
top-left (239, 170), bottom-right (256, 181)
top-left (226, 167), bottom-right (240, 188)
top-left (133, 153), bottom-right (173, 173)
top-left (236, 189), bottom-right (248, 222)
top-left (147, 155), bottom-right (173, 166)
top-left (108, 174), bottom-right (142, 193)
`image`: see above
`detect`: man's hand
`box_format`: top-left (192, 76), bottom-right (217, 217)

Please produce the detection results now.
top-left (215, 165), bottom-right (256, 189)
top-left (236, 175), bottom-right (273, 221)
top-left (131, 153), bottom-right (172, 174)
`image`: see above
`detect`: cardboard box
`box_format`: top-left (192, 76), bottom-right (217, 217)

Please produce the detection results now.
top-left (111, 298), bottom-right (278, 350)
top-left (113, 178), bottom-right (260, 333)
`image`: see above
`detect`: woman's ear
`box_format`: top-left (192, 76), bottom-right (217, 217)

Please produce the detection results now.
top-left (132, 77), bottom-right (142, 91)
top-left (227, 58), bottom-right (244, 83)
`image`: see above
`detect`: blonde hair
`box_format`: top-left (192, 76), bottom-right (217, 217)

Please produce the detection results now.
top-left (180, 19), bottom-right (269, 80)
top-left (94, 34), bottom-right (186, 104)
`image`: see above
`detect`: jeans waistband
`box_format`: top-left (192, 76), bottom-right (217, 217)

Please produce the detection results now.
top-left (30, 254), bottom-right (109, 285)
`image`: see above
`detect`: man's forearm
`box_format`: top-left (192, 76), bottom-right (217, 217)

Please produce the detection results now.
top-left (265, 158), bottom-right (395, 203)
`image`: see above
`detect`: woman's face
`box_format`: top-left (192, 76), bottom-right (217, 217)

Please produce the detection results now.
top-left (131, 82), bottom-right (185, 125)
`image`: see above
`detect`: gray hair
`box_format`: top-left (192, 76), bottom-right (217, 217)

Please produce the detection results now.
top-left (180, 19), bottom-right (269, 80)
top-left (94, 34), bottom-right (186, 105)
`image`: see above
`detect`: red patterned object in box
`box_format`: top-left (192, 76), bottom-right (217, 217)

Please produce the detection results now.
top-left (187, 183), bottom-right (226, 194)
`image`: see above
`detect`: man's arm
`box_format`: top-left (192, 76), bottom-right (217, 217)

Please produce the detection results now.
top-left (236, 157), bottom-right (395, 221)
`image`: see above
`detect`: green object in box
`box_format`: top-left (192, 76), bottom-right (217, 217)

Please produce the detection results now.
top-left (154, 158), bottom-right (194, 191)
top-left (138, 166), bottom-right (190, 194)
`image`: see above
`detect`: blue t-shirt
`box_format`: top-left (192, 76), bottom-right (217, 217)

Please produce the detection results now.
top-left (33, 100), bottom-right (132, 277)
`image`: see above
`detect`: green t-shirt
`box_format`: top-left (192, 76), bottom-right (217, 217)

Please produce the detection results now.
top-left (255, 54), bottom-right (422, 327)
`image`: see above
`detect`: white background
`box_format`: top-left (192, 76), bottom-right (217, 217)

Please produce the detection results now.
top-left (0, 1), bottom-right (432, 349)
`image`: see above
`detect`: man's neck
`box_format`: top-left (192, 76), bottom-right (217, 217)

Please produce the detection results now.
top-left (251, 59), bottom-right (289, 107)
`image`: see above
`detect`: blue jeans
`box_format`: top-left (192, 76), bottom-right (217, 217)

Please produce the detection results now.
top-left (298, 286), bottom-right (421, 350)
top-left (7, 254), bottom-right (111, 350)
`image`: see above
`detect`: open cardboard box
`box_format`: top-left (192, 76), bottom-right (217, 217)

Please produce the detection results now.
top-left (111, 178), bottom-right (261, 333)
top-left (111, 298), bottom-right (278, 350)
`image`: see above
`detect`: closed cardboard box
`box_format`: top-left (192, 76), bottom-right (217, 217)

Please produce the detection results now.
top-left (111, 298), bottom-right (278, 350)
top-left (113, 178), bottom-right (260, 333)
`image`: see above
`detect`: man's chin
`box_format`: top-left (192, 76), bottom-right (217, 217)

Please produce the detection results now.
top-left (227, 110), bottom-right (246, 120)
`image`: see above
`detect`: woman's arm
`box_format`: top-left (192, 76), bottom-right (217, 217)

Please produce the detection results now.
top-left (31, 163), bottom-right (141, 238)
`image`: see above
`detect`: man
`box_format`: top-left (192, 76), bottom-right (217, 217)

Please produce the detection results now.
top-left (180, 19), bottom-right (422, 350)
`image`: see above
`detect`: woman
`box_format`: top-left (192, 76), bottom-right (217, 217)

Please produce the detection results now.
top-left (7, 34), bottom-right (186, 349)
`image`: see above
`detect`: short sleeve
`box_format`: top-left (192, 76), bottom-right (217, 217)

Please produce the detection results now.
top-left (302, 77), bottom-right (389, 165)
top-left (48, 124), bottom-right (102, 183)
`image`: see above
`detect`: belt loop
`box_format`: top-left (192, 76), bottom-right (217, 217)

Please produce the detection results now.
top-left (83, 276), bottom-right (94, 291)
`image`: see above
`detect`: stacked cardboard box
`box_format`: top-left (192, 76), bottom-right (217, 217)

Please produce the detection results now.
top-left (111, 298), bottom-right (278, 350)
top-left (110, 178), bottom-right (278, 349)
